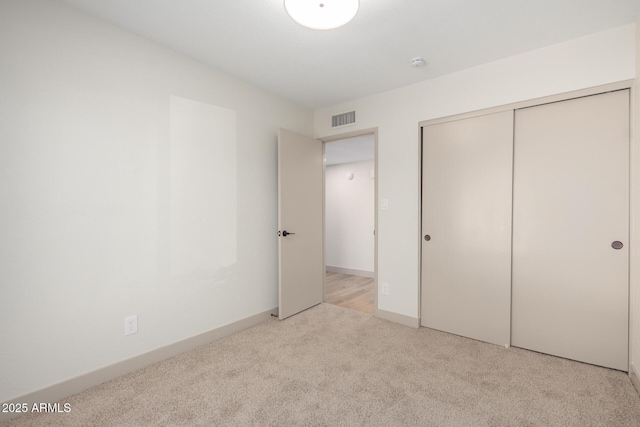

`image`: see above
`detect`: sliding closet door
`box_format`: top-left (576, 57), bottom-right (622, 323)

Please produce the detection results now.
top-left (512, 90), bottom-right (629, 371)
top-left (421, 111), bottom-right (513, 347)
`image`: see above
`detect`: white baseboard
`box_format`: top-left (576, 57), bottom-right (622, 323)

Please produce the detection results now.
top-left (630, 363), bottom-right (640, 397)
top-left (376, 308), bottom-right (420, 328)
top-left (326, 265), bottom-right (374, 278)
top-left (0, 307), bottom-right (278, 423)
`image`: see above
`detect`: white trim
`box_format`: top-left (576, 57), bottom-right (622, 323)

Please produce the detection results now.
top-left (376, 308), bottom-right (420, 328)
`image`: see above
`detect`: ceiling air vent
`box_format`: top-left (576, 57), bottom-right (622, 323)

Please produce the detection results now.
top-left (331, 111), bottom-right (356, 128)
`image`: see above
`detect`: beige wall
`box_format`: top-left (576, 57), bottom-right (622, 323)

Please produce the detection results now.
top-left (315, 24), bottom-right (636, 321)
top-left (0, 0), bottom-right (312, 402)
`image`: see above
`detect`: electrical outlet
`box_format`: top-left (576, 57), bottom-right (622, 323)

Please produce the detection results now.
top-left (381, 283), bottom-right (389, 295)
top-left (124, 315), bottom-right (138, 336)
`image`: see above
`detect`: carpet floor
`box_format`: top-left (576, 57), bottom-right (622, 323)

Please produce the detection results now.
top-left (4, 303), bottom-right (640, 426)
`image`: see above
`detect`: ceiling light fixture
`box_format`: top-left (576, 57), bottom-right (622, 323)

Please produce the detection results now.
top-left (284, 0), bottom-right (359, 30)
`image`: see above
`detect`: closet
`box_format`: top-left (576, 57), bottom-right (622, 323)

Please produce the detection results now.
top-left (420, 89), bottom-right (630, 371)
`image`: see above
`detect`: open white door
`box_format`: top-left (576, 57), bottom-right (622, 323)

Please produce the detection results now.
top-left (278, 128), bottom-right (324, 319)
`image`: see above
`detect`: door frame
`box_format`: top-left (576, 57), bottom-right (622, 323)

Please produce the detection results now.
top-left (418, 80), bottom-right (635, 370)
top-left (319, 128), bottom-right (379, 315)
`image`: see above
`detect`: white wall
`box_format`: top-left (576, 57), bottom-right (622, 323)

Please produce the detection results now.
top-left (325, 160), bottom-right (374, 274)
top-left (0, 0), bottom-right (312, 402)
top-left (315, 24), bottom-right (636, 320)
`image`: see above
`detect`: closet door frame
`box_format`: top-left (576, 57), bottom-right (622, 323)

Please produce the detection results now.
top-left (418, 80), bottom-right (635, 369)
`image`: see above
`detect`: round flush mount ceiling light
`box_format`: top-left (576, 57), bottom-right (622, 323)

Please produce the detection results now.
top-left (284, 0), bottom-right (359, 30)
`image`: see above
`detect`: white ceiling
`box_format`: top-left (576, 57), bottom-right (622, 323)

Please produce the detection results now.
top-left (325, 134), bottom-right (374, 166)
top-left (60, 0), bottom-right (640, 109)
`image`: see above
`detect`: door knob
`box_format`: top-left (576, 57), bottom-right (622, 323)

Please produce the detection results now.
top-left (612, 241), bottom-right (624, 250)
top-left (424, 234), bottom-right (431, 241)
top-left (282, 230), bottom-right (295, 237)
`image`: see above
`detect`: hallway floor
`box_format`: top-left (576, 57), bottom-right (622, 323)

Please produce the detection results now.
top-left (325, 271), bottom-right (374, 314)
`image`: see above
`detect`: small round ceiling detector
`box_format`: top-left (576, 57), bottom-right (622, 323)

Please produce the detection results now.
top-left (411, 57), bottom-right (426, 68)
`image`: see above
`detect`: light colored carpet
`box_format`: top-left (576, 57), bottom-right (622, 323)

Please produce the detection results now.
top-left (4, 303), bottom-right (640, 426)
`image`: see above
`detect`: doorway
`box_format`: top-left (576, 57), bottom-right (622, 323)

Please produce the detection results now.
top-left (323, 133), bottom-right (376, 314)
